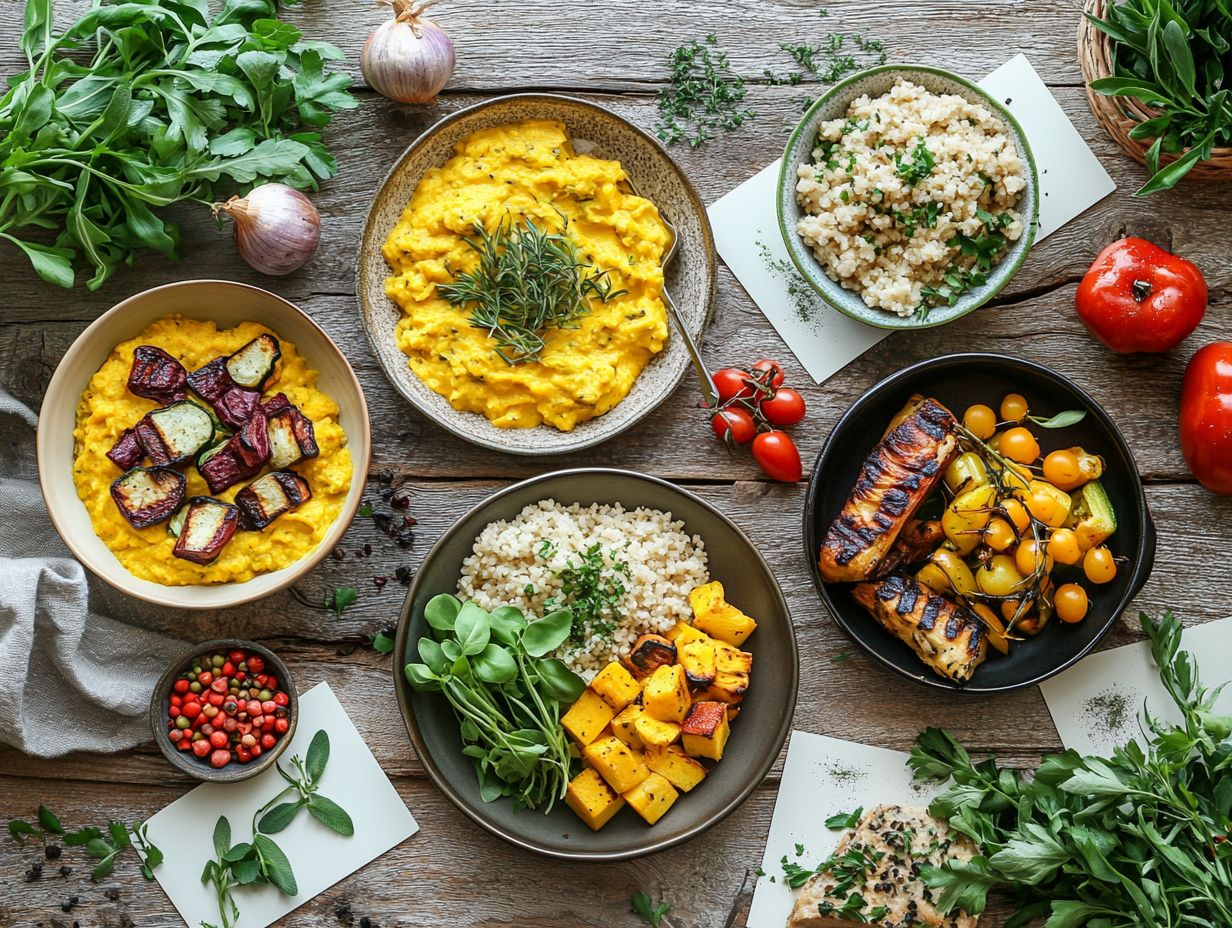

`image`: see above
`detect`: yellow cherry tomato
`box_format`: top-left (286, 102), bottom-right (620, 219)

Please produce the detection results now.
top-left (1055, 583), bottom-right (1090, 623)
top-left (1015, 538), bottom-right (1053, 577)
top-left (1048, 528), bottom-right (1082, 565)
top-left (977, 554), bottom-right (1026, 597)
top-left (984, 517), bottom-right (1017, 552)
top-left (944, 452), bottom-right (990, 493)
top-left (943, 485), bottom-right (997, 555)
top-left (963, 404), bottom-right (998, 440)
top-left (1000, 393), bottom-right (1029, 422)
top-left (1022, 481), bottom-right (1072, 528)
top-left (1083, 546), bottom-right (1118, 584)
top-left (1000, 427), bottom-right (1041, 464)
top-left (932, 548), bottom-right (978, 597)
top-left (1042, 450), bottom-right (1084, 491)
top-left (1001, 598), bottom-right (1031, 623)
top-left (999, 498), bottom-right (1031, 533)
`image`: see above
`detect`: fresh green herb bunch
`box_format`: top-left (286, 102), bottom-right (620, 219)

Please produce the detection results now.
top-left (0, 0), bottom-right (357, 289)
top-left (1086, 0), bottom-right (1232, 194)
top-left (202, 730), bottom-right (353, 928)
top-left (8, 806), bottom-right (162, 880)
top-left (909, 611), bottom-right (1232, 926)
top-left (438, 217), bottom-right (626, 366)
top-left (404, 595), bottom-right (587, 812)
top-left (539, 540), bottom-right (630, 647)
top-left (656, 35), bottom-right (755, 148)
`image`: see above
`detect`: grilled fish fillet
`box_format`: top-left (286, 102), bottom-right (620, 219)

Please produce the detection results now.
top-left (788, 804), bottom-right (980, 928)
top-left (819, 397), bottom-right (959, 583)
top-left (851, 574), bottom-right (988, 684)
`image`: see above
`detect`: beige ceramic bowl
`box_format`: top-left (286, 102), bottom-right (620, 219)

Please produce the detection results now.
top-left (37, 280), bottom-right (370, 610)
top-left (357, 93), bottom-right (717, 456)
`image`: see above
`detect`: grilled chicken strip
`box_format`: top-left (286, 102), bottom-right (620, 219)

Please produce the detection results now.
top-left (851, 574), bottom-right (988, 684)
top-left (819, 397), bottom-right (959, 583)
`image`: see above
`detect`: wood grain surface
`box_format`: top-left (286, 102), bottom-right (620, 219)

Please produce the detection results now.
top-left (2, 0), bottom-right (1230, 926)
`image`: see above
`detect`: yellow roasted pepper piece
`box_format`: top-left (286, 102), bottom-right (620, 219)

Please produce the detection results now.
top-left (565, 767), bottom-right (625, 831)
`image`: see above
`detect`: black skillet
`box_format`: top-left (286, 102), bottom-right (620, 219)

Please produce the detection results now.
top-left (803, 353), bottom-right (1157, 694)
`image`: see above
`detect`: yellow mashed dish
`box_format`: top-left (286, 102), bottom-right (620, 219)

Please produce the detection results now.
top-left (381, 119), bottom-right (671, 431)
top-left (73, 316), bottom-right (352, 585)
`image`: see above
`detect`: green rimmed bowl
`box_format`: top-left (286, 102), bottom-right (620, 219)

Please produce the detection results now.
top-left (777, 64), bottom-right (1039, 330)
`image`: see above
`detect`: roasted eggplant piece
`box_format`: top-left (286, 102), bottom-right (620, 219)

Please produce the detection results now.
top-left (236, 470), bottom-right (312, 530)
top-left (214, 386), bottom-right (262, 430)
top-left (625, 634), bottom-right (677, 678)
top-left (106, 428), bottom-right (144, 470)
top-left (127, 346), bottom-right (187, 402)
top-left (133, 400), bottom-right (215, 466)
top-left (172, 497), bottom-right (239, 564)
top-left (187, 356), bottom-right (263, 429)
top-left (110, 466), bottom-right (186, 529)
top-left (265, 401), bottom-right (319, 470)
top-left (198, 411), bottom-right (270, 494)
top-left (851, 574), bottom-right (988, 684)
top-left (186, 357), bottom-right (232, 402)
top-left (225, 334), bottom-right (281, 389)
top-left (819, 397), bottom-right (960, 583)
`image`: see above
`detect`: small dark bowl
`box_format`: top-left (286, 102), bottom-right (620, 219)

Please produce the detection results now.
top-left (804, 353), bottom-right (1157, 693)
top-left (393, 468), bottom-right (797, 861)
top-left (150, 639), bottom-right (298, 782)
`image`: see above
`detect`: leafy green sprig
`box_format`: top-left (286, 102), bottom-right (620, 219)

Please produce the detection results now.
top-left (0, 0), bottom-right (357, 289)
top-left (655, 36), bottom-right (755, 148)
top-left (8, 806), bottom-right (162, 880)
top-left (909, 611), bottom-right (1232, 926)
top-left (404, 595), bottom-right (587, 812)
top-left (631, 890), bottom-right (672, 926)
top-left (201, 731), bottom-right (353, 928)
top-left (438, 218), bottom-right (626, 366)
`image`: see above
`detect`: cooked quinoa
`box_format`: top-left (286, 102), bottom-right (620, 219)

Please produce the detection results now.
top-left (457, 499), bottom-right (709, 679)
top-left (795, 78), bottom-right (1026, 318)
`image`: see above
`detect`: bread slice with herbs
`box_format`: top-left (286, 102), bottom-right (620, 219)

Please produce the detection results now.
top-left (787, 804), bottom-right (979, 928)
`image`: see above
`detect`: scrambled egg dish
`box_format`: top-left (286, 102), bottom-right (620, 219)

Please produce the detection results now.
top-left (73, 316), bottom-right (352, 585)
top-left (382, 119), bottom-right (672, 431)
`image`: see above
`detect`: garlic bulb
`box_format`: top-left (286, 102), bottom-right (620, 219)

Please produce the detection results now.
top-left (215, 184), bottom-right (321, 276)
top-left (362, 0), bottom-right (456, 104)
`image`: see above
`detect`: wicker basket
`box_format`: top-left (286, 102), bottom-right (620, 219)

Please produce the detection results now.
top-left (1079, 0), bottom-right (1232, 182)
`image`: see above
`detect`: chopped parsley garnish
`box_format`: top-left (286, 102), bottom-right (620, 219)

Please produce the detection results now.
top-left (656, 37), bottom-right (754, 148)
top-left (895, 139), bottom-right (935, 184)
top-left (540, 543), bottom-right (630, 646)
top-left (824, 806), bottom-right (865, 829)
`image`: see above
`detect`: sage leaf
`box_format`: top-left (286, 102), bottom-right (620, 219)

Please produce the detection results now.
top-left (306, 795), bottom-right (355, 836)
top-left (212, 816), bottom-right (231, 859)
top-left (1027, 409), bottom-right (1087, 429)
top-left (257, 801), bottom-right (304, 835)
top-left (253, 835), bottom-right (297, 896)
top-left (8, 820), bottom-right (39, 841)
top-left (304, 730), bottom-right (330, 784)
top-left (231, 857), bottom-right (262, 885)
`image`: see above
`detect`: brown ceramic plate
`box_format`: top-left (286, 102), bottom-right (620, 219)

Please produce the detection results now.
top-left (392, 468), bottom-right (796, 860)
top-left (37, 280), bottom-right (370, 610)
top-left (357, 94), bottom-right (717, 455)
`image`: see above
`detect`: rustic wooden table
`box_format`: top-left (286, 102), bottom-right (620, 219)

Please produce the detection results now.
top-left (2, 1), bottom-right (1230, 926)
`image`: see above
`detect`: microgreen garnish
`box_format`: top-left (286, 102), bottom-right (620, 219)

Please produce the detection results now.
top-left (370, 627), bottom-right (396, 654)
top-left (631, 890), bottom-right (672, 926)
top-left (438, 218), bottom-right (625, 366)
top-left (325, 586), bottom-right (358, 616)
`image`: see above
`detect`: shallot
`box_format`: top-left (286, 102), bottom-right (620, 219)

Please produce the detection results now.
top-left (362, 0), bottom-right (456, 104)
top-left (214, 184), bottom-right (321, 276)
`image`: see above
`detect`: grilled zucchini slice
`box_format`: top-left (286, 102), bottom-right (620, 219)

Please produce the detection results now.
top-left (134, 401), bottom-right (215, 466)
top-left (235, 471), bottom-right (313, 530)
top-left (225, 334), bottom-right (281, 389)
top-left (172, 497), bottom-right (239, 564)
top-left (110, 466), bottom-right (186, 529)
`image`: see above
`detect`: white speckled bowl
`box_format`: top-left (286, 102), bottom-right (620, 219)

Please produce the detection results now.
top-left (357, 93), bottom-right (717, 455)
top-left (778, 65), bottom-right (1039, 330)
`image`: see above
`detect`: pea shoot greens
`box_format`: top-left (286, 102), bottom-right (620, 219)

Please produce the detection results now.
top-left (909, 612), bottom-right (1232, 927)
top-left (404, 595), bottom-right (587, 812)
top-left (0, 0), bottom-right (356, 289)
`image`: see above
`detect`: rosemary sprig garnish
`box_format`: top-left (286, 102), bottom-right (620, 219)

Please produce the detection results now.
top-left (437, 217), bottom-right (626, 366)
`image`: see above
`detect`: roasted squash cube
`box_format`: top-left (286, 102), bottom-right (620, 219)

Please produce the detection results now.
top-left (634, 713), bottom-right (681, 749)
top-left (681, 701), bottom-right (731, 761)
top-left (679, 637), bottom-right (717, 688)
top-left (561, 688), bottom-right (616, 746)
top-left (716, 647), bottom-right (753, 675)
top-left (642, 664), bottom-right (690, 723)
top-left (565, 767), bottom-right (625, 831)
top-left (583, 735), bottom-right (651, 793)
top-left (645, 745), bottom-right (708, 792)
top-left (591, 662), bottom-right (641, 711)
top-left (726, 706), bottom-right (741, 722)
top-left (625, 634), bottom-right (677, 678)
top-left (702, 670), bottom-right (750, 706)
top-left (622, 772), bottom-right (679, 825)
top-left (690, 581), bottom-right (758, 647)
top-left (611, 704), bottom-right (645, 750)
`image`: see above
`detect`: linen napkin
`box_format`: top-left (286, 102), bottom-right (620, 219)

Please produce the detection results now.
top-left (0, 387), bottom-right (183, 757)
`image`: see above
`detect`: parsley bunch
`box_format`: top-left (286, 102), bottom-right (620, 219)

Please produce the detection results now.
top-left (0, 0), bottom-right (357, 289)
top-left (909, 611), bottom-right (1232, 926)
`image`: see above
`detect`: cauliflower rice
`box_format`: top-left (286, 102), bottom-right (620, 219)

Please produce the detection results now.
top-left (795, 78), bottom-right (1026, 318)
top-left (457, 499), bottom-right (709, 679)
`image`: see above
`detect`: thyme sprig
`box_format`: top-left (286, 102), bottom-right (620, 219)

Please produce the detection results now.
top-left (438, 218), bottom-right (625, 366)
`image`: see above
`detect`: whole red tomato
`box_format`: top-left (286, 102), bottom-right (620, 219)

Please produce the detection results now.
top-left (752, 431), bottom-right (802, 483)
top-left (1180, 342), bottom-right (1232, 495)
top-left (710, 408), bottom-right (756, 445)
top-left (712, 368), bottom-right (753, 404)
top-left (760, 387), bottom-right (807, 426)
top-left (1075, 237), bottom-right (1207, 353)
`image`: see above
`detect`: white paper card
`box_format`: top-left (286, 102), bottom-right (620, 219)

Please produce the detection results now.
top-left (707, 54), bottom-right (1116, 383)
top-left (746, 731), bottom-right (944, 928)
top-left (1040, 617), bottom-right (1232, 757)
top-left (144, 682), bottom-right (418, 928)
